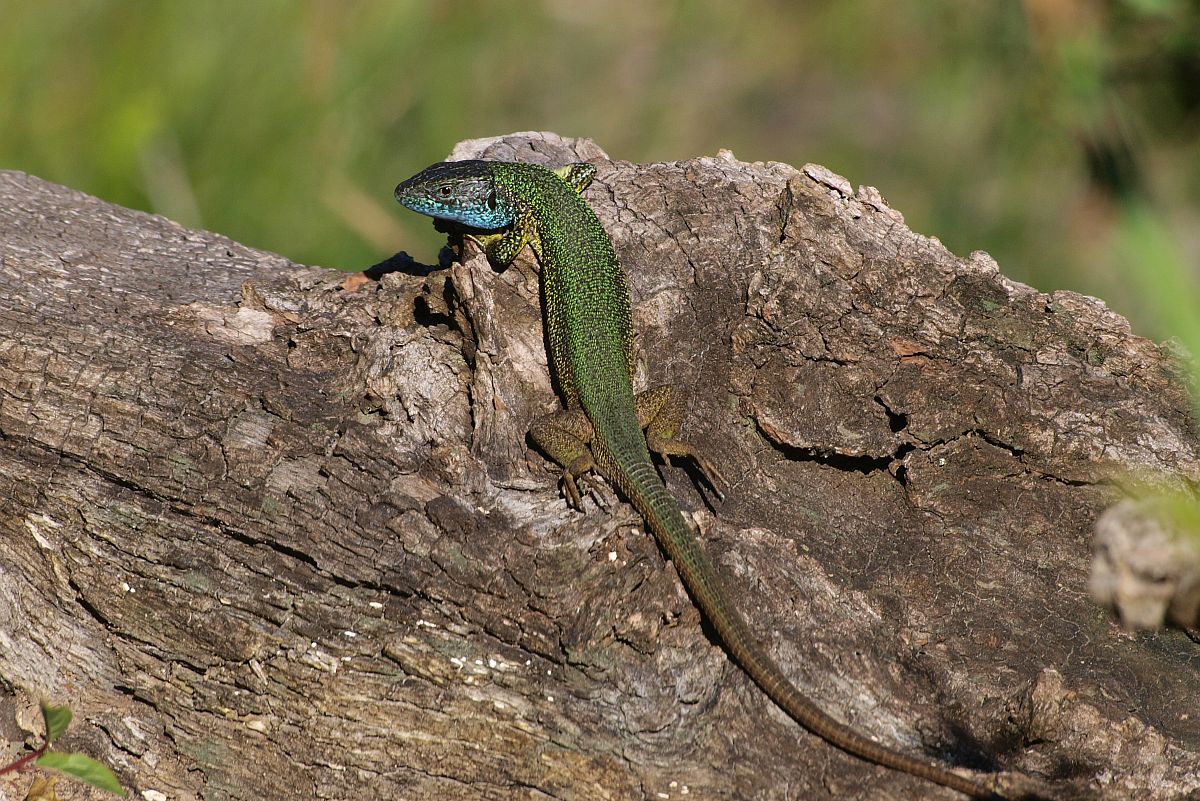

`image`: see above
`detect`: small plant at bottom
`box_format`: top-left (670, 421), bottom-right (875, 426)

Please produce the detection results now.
top-left (0, 702), bottom-right (125, 796)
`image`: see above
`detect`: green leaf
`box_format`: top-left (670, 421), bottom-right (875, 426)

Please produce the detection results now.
top-left (36, 752), bottom-right (127, 797)
top-left (39, 704), bottom-right (72, 743)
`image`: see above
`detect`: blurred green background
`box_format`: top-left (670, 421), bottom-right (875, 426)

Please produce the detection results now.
top-left (1, 0), bottom-right (1197, 350)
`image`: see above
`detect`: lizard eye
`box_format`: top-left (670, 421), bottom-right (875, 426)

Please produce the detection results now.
top-left (438, 185), bottom-right (453, 198)
top-left (486, 191), bottom-right (498, 211)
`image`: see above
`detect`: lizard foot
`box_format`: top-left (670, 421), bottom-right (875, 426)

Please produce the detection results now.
top-left (636, 384), bottom-right (727, 501)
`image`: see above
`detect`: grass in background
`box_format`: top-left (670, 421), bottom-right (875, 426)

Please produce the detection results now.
top-left (0, 0), bottom-right (1195, 353)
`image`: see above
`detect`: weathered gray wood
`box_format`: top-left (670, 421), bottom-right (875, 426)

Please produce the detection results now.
top-left (2, 131), bottom-right (1198, 801)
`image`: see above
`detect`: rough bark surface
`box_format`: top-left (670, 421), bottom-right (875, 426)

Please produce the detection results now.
top-left (1, 131), bottom-right (1198, 801)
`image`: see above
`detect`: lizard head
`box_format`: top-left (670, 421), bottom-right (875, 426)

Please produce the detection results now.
top-left (394, 160), bottom-right (514, 229)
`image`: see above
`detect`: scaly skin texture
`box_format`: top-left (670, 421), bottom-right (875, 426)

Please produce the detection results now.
top-left (395, 159), bottom-right (1013, 800)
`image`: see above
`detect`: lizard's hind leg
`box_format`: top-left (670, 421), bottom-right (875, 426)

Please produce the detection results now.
top-left (635, 385), bottom-right (727, 500)
top-left (529, 408), bottom-right (601, 511)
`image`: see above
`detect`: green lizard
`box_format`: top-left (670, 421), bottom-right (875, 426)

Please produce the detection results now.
top-left (394, 158), bottom-right (1015, 800)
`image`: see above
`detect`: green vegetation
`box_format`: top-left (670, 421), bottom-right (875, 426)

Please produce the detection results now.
top-left (0, 3), bottom-right (1194, 325)
top-left (0, 702), bottom-right (126, 795)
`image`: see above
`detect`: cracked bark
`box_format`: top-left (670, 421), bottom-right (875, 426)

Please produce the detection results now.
top-left (2, 131), bottom-right (1199, 801)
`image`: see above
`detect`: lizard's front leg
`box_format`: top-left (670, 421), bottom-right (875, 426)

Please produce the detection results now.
top-left (471, 207), bottom-right (537, 266)
top-left (528, 408), bottom-right (600, 510)
top-left (635, 384), bottom-right (727, 499)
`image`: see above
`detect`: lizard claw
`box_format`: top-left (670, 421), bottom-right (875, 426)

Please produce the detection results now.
top-left (560, 470), bottom-right (610, 512)
top-left (561, 471), bottom-right (586, 512)
top-left (692, 453), bottom-right (728, 502)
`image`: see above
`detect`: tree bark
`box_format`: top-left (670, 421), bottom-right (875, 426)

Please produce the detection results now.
top-left (1, 131), bottom-right (1197, 801)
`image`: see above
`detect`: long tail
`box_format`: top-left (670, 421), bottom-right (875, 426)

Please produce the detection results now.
top-left (608, 446), bottom-right (1005, 800)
